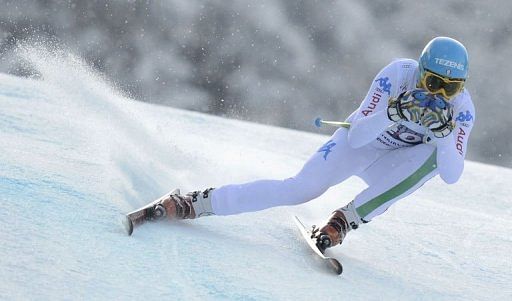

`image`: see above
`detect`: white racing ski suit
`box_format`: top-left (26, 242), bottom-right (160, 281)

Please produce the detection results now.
top-left (210, 58), bottom-right (475, 221)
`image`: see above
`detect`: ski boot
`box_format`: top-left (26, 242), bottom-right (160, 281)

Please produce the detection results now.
top-left (312, 201), bottom-right (365, 253)
top-left (149, 188), bottom-right (216, 220)
top-left (124, 188), bottom-right (215, 235)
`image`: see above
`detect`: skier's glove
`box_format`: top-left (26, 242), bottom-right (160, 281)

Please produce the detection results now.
top-left (387, 90), bottom-right (425, 123)
top-left (388, 89), bottom-right (454, 138)
top-left (420, 96), bottom-right (454, 138)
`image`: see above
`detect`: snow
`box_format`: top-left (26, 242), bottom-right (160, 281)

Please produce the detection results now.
top-left (1, 51), bottom-right (511, 300)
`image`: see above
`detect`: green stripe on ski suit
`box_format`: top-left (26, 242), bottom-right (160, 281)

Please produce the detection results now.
top-left (356, 150), bottom-right (437, 219)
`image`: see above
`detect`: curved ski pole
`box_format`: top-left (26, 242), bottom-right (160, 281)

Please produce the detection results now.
top-left (314, 117), bottom-right (351, 129)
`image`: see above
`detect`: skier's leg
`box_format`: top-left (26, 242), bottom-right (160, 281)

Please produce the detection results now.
top-left (210, 128), bottom-right (385, 216)
top-left (354, 143), bottom-right (438, 221)
top-left (313, 144), bottom-right (438, 250)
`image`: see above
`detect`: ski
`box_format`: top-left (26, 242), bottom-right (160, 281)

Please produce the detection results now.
top-left (123, 189), bottom-right (179, 236)
top-left (293, 215), bottom-right (343, 275)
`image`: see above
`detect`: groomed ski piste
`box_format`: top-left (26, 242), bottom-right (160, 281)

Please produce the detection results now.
top-left (1, 48), bottom-right (511, 300)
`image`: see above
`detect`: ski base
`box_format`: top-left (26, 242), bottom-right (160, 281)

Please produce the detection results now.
top-left (293, 215), bottom-right (343, 275)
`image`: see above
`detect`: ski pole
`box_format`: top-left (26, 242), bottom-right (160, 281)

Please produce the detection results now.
top-left (314, 117), bottom-right (351, 129)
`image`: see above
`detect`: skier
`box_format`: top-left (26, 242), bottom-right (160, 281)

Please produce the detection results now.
top-left (129, 37), bottom-right (475, 252)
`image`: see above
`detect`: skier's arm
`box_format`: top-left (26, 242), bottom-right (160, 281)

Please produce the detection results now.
top-left (434, 94), bottom-right (475, 184)
top-left (347, 63), bottom-right (397, 148)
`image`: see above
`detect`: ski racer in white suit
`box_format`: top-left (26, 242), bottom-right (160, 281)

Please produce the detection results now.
top-left (159, 37), bottom-right (475, 252)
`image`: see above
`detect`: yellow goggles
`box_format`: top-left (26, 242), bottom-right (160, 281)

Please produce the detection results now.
top-left (420, 70), bottom-right (465, 100)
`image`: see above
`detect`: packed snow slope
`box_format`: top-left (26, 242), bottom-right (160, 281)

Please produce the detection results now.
top-left (1, 50), bottom-right (511, 301)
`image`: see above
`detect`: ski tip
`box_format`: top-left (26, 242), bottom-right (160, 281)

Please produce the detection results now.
top-left (122, 216), bottom-right (134, 236)
top-left (328, 258), bottom-right (343, 275)
top-left (314, 117), bottom-right (323, 128)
